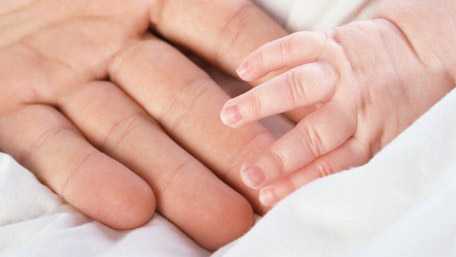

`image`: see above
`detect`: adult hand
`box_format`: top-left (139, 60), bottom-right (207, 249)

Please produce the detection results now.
top-left (0, 0), bottom-right (286, 250)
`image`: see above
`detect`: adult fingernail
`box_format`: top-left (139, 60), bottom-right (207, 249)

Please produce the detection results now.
top-left (241, 165), bottom-right (265, 189)
top-left (259, 188), bottom-right (276, 207)
top-left (220, 105), bottom-right (242, 127)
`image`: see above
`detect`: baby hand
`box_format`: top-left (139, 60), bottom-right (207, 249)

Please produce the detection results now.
top-left (221, 19), bottom-right (455, 207)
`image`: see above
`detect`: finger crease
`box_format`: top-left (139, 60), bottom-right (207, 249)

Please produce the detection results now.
top-left (215, 2), bottom-right (254, 66)
top-left (297, 123), bottom-right (324, 159)
top-left (101, 112), bottom-right (147, 151)
top-left (159, 157), bottom-right (193, 197)
top-left (60, 150), bottom-right (97, 196)
top-left (269, 150), bottom-right (287, 177)
top-left (316, 161), bottom-right (333, 178)
top-left (159, 77), bottom-right (211, 133)
top-left (19, 126), bottom-right (77, 166)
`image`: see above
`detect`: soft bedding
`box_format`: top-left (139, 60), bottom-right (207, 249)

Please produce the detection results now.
top-left (3, 1), bottom-right (456, 257)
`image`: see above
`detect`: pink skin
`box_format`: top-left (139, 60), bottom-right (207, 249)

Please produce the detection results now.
top-left (0, 0), bottom-right (288, 250)
top-left (221, 0), bottom-right (456, 207)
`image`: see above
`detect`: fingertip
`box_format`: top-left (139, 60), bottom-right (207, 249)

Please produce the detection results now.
top-left (236, 60), bottom-right (256, 81)
top-left (220, 103), bottom-right (242, 128)
top-left (203, 195), bottom-right (255, 250)
top-left (236, 65), bottom-right (250, 81)
top-left (259, 176), bottom-right (300, 208)
top-left (63, 154), bottom-right (156, 230)
top-left (107, 178), bottom-right (157, 230)
top-left (259, 187), bottom-right (277, 207)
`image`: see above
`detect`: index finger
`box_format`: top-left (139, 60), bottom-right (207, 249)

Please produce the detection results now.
top-left (150, 0), bottom-right (287, 74)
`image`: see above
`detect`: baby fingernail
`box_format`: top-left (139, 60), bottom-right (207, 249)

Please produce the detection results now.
top-left (241, 165), bottom-right (265, 189)
top-left (220, 105), bottom-right (242, 127)
top-left (237, 62), bottom-right (252, 81)
top-left (259, 188), bottom-right (276, 207)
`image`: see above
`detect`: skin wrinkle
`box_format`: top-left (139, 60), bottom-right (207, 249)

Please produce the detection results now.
top-left (332, 27), bottom-right (357, 78)
top-left (19, 40), bottom-right (74, 77)
top-left (157, 156), bottom-right (194, 198)
top-left (107, 39), bottom-right (146, 82)
top-left (2, 0), bottom-right (456, 249)
top-left (267, 149), bottom-right (286, 178)
top-left (297, 120), bottom-right (325, 160)
top-left (352, 136), bottom-right (375, 165)
top-left (287, 69), bottom-right (307, 106)
top-left (12, 43), bottom-right (71, 105)
top-left (21, 125), bottom-right (81, 187)
top-left (27, 16), bottom-right (128, 74)
top-left (316, 161), bottom-right (333, 178)
top-left (100, 111), bottom-right (150, 152)
top-left (14, 107), bottom-right (74, 165)
top-left (278, 36), bottom-right (290, 69)
top-left (332, 24), bottom-right (377, 136)
top-left (376, 25), bottom-right (407, 141)
top-left (249, 86), bottom-right (263, 121)
top-left (60, 150), bottom-right (97, 196)
top-left (376, 2), bottom-right (456, 85)
top-left (215, 1), bottom-right (255, 67)
top-left (158, 77), bottom-right (212, 135)
top-left (0, 0), bottom-right (296, 248)
top-left (18, 16), bottom-right (133, 105)
top-left (0, 0), bottom-right (88, 48)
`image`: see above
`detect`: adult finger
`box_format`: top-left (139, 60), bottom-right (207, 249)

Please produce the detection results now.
top-left (0, 105), bottom-right (156, 229)
top-left (149, 0), bottom-right (327, 123)
top-left (109, 37), bottom-right (275, 212)
top-left (58, 81), bottom-right (253, 250)
top-left (149, 0), bottom-right (287, 74)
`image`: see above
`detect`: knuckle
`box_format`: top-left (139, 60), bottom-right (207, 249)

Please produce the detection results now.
top-left (269, 150), bottom-right (286, 176)
top-left (216, 1), bottom-right (254, 63)
top-left (22, 124), bottom-right (77, 166)
top-left (254, 50), bottom-right (266, 70)
top-left (109, 38), bottom-right (161, 76)
top-left (5, 43), bottom-right (62, 105)
top-left (332, 21), bottom-right (384, 77)
top-left (286, 69), bottom-right (307, 105)
top-left (297, 122), bottom-right (324, 158)
top-left (158, 157), bottom-right (194, 195)
top-left (247, 92), bottom-right (263, 119)
top-left (161, 77), bottom-right (211, 133)
top-left (354, 140), bottom-right (376, 165)
top-left (100, 111), bottom-right (149, 152)
top-left (60, 150), bottom-right (98, 195)
top-left (315, 161), bottom-right (334, 178)
top-left (279, 36), bottom-right (294, 64)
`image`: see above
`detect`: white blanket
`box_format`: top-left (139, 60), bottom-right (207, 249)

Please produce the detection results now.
top-left (3, 1), bottom-right (456, 257)
top-left (217, 88), bottom-right (456, 257)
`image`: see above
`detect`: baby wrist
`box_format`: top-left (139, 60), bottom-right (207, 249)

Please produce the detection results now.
top-left (374, 0), bottom-right (456, 89)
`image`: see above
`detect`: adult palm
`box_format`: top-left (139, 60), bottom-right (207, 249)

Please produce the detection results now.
top-left (0, 0), bottom-right (286, 249)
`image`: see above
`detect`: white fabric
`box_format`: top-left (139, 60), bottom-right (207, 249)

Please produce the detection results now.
top-left (218, 90), bottom-right (456, 257)
top-left (3, 1), bottom-right (456, 257)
